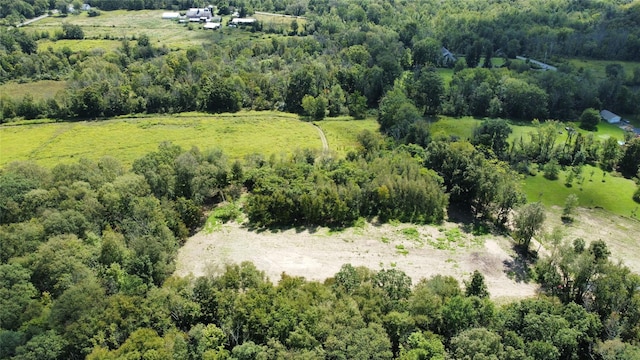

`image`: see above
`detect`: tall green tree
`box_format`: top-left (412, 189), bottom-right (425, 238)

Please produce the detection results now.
top-left (513, 202), bottom-right (546, 251)
top-left (580, 108), bottom-right (601, 131)
top-left (619, 138), bottom-right (640, 178)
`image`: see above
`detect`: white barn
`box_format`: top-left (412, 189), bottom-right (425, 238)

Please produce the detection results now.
top-left (600, 110), bottom-right (621, 124)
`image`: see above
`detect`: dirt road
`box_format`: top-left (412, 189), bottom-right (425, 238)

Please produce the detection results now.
top-left (313, 124), bottom-right (329, 152)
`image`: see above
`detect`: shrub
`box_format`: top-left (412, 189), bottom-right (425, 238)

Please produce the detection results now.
top-left (633, 187), bottom-right (640, 204)
top-left (543, 159), bottom-right (560, 180)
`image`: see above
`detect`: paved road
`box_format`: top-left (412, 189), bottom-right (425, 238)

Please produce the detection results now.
top-left (313, 124), bottom-right (329, 152)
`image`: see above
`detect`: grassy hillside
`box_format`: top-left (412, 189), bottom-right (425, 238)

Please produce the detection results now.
top-left (0, 112), bottom-right (377, 168)
top-left (523, 165), bottom-right (638, 218)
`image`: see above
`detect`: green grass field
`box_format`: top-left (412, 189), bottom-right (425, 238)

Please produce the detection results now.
top-left (428, 116), bottom-right (626, 144)
top-left (25, 10), bottom-right (296, 51)
top-left (566, 58), bottom-right (639, 80)
top-left (510, 120), bottom-right (626, 144)
top-left (316, 117), bottom-right (379, 155)
top-left (0, 80), bottom-right (67, 100)
top-left (37, 38), bottom-right (124, 53)
top-left (430, 116), bottom-right (477, 140)
top-left (0, 112), bottom-right (373, 168)
top-left (523, 165), bottom-right (639, 218)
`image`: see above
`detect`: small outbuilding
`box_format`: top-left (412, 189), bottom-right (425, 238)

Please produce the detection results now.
top-left (162, 12), bottom-right (180, 19)
top-left (203, 22), bottom-right (221, 30)
top-left (600, 110), bottom-right (621, 124)
top-left (229, 18), bottom-right (257, 26)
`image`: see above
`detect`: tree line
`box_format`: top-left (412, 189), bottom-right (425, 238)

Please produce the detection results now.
top-left (2, 0), bottom-right (640, 122)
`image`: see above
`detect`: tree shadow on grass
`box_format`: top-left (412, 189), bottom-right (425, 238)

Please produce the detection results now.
top-left (503, 244), bottom-right (538, 283)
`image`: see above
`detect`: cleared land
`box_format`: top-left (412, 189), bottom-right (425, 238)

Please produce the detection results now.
top-left (176, 220), bottom-right (539, 301)
top-left (0, 112), bottom-right (375, 168)
top-left (24, 10), bottom-right (212, 48)
top-left (175, 206), bottom-right (640, 300)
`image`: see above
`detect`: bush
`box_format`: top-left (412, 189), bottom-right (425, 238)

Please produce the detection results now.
top-left (633, 187), bottom-right (640, 204)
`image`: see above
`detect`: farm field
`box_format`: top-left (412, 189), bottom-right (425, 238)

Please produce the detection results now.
top-left (24, 10), bottom-right (221, 49)
top-left (23, 9), bottom-right (295, 51)
top-left (0, 112), bottom-right (333, 168)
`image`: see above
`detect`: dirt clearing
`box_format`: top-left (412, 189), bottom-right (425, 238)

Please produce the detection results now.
top-left (175, 221), bottom-right (538, 301)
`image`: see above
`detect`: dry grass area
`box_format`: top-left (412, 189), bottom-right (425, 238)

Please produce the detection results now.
top-left (544, 206), bottom-right (640, 274)
top-left (175, 220), bottom-right (538, 301)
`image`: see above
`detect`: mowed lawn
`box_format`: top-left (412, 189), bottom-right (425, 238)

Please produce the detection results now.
top-left (523, 165), bottom-right (638, 218)
top-left (0, 112), bottom-right (335, 168)
top-left (428, 117), bottom-right (637, 218)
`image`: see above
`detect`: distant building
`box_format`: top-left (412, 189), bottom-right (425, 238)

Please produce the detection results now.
top-left (204, 22), bottom-right (221, 30)
top-left (186, 6), bottom-right (215, 21)
top-left (162, 12), bottom-right (180, 19)
top-left (600, 110), bottom-right (621, 124)
top-left (442, 47), bottom-right (456, 64)
top-left (229, 17), bottom-right (257, 26)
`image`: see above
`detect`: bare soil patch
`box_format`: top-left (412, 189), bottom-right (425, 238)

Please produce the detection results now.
top-left (175, 221), bottom-right (538, 301)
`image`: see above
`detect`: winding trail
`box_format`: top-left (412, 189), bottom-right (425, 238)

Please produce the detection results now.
top-left (313, 124), bottom-right (329, 153)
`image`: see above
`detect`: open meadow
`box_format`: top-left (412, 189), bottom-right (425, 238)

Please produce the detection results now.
top-left (0, 112), bottom-right (376, 168)
top-left (25, 10), bottom-right (212, 49)
top-left (315, 117), bottom-right (379, 154)
top-left (0, 80), bottom-right (67, 100)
